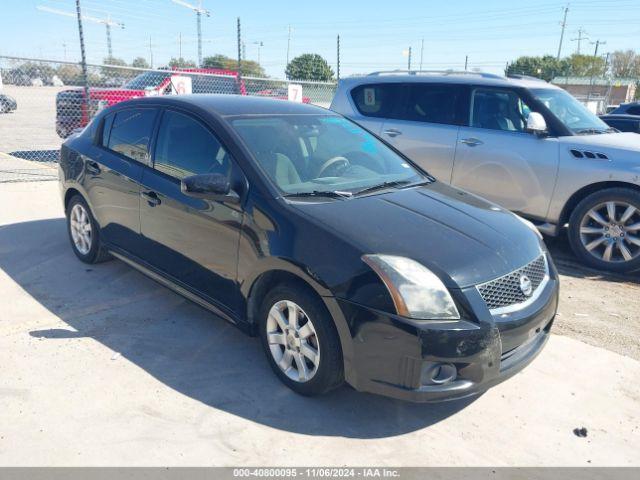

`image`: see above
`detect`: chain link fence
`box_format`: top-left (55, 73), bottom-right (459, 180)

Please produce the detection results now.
top-left (0, 55), bottom-right (337, 182)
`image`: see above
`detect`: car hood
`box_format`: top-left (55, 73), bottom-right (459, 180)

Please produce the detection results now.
top-left (290, 182), bottom-right (544, 289)
top-left (560, 132), bottom-right (640, 151)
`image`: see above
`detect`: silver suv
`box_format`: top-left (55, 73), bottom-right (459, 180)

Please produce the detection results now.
top-left (331, 71), bottom-right (640, 272)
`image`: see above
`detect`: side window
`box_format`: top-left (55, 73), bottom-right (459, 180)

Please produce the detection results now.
top-left (107, 108), bottom-right (156, 162)
top-left (100, 114), bottom-right (114, 147)
top-left (626, 106), bottom-right (640, 116)
top-left (402, 84), bottom-right (461, 125)
top-left (351, 84), bottom-right (402, 118)
top-left (470, 88), bottom-right (533, 132)
top-left (154, 110), bottom-right (231, 179)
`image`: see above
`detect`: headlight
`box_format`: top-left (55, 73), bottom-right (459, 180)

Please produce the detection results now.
top-left (362, 254), bottom-right (460, 320)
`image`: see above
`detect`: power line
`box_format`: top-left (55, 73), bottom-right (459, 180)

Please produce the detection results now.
top-left (571, 27), bottom-right (589, 54)
top-left (171, 0), bottom-right (210, 67)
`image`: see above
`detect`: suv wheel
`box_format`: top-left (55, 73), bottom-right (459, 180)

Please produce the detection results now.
top-left (568, 188), bottom-right (640, 272)
top-left (259, 284), bottom-right (344, 396)
top-left (66, 195), bottom-right (111, 264)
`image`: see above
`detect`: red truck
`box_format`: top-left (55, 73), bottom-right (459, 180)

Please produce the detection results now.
top-left (55, 68), bottom-right (245, 138)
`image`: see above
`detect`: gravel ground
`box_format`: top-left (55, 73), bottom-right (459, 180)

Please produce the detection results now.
top-left (545, 235), bottom-right (640, 361)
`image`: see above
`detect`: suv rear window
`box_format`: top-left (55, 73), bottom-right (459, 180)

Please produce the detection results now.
top-left (351, 84), bottom-right (402, 118)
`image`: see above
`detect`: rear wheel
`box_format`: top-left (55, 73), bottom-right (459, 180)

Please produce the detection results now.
top-left (568, 188), bottom-right (640, 272)
top-left (259, 283), bottom-right (344, 396)
top-left (66, 195), bottom-right (111, 264)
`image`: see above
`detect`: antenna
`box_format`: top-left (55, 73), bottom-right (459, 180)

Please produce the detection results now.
top-left (171, 0), bottom-right (211, 67)
top-left (37, 5), bottom-right (124, 57)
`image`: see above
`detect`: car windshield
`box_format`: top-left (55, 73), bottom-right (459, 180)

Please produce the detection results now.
top-left (531, 88), bottom-right (613, 135)
top-left (231, 115), bottom-right (429, 196)
top-left (124, 71), bottom-right (170, 90)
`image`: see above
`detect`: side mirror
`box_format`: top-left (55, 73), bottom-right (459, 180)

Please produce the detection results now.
top-left (526, 112), bottom-right (548, 136)
top-left (181, 173), bottom-right (239, 203)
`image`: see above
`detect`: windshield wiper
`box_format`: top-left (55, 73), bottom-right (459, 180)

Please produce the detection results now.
top-left (574, 128), bottom-right (608, 135)
top-left (283, 190), bottom-right (353, 199)
top-left (353, 179), bottom-right (431, 196)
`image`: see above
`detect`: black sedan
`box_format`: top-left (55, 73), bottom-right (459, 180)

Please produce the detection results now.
top-left (58, 95), bottom-right (558, 402)
top-left (0, 94), bottom-right (17, 114)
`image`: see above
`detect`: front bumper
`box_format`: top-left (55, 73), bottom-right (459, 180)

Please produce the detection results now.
top-left (337, 266), bottom-right (559, 403)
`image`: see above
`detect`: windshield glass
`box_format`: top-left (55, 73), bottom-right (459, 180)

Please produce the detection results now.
top-left (231, 115), bottom-right (428, 196)
top-left (124, 71), bottom-right (170, 90)
top-left (531, 88), bottom-right (612, 135)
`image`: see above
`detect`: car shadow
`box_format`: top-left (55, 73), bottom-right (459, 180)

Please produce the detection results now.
top-left (0, 218), bottom-right (476, 439)
top-left (544, 233), bottom-right (640, 284)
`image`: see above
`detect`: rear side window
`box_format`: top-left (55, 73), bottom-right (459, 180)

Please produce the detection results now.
top-left (154, 110), bottom-right (231, 179)
top-left (351, 84), bottom-right (402, 118)
top-left (626, 106), bottom-right (640, 115)
top-left (402, 84), bottom-right (461, 125)
top-left (107, 108), bottom-right (156, 162)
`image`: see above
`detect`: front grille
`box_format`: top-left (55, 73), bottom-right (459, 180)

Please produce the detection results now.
top-left (477, 255), bottom-right (548, 311)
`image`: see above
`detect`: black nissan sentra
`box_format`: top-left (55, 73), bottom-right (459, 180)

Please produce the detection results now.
top-left (59, 95), bottom-right (558, 402)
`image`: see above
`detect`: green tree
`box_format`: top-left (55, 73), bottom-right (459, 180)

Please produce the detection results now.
top-left (505, 55), bottom-right (567, 81)
top-left (202, 54), bottom-right (266, 77)
top-left (101, 56), bottom-right (133, 83)
top-left (610, 50), bottom-right (640, 78)
top-left (565, 53), bottom-right (606, 77)
top-left (131, 57), bottom-right (150, 69)
top-left (167, 57), bottom-right (197, 69)
top-left (285, 54), bottom-right (334, 81)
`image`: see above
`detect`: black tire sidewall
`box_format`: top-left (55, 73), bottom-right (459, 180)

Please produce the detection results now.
top-left (568, 188), bottom-right (640, 273)
top-left (258, 284), bottom-right (343, 396)
top-left (66, 195), bottom-right (102, 264)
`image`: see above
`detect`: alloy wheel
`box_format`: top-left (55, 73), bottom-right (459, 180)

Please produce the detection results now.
top-left (579, 201), bottom-right (640, 263)
top-left (266, 300), bottom-right (320, 383)
top-left (69, 203), bottom-right (93, 255)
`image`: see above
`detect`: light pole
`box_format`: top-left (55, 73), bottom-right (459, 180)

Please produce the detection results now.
top-left (172, 0), bottom-right (211, 67)
top-left (253, 41), bottom-right (264, 64)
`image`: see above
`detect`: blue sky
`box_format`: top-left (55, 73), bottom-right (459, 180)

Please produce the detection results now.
top-left (1, 0), bottom-right (639, 78)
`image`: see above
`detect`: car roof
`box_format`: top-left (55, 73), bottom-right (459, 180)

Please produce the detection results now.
top-left (114, 94), bottom-right (334, 117)
top-left (339, 72), bottom-right (561, 90)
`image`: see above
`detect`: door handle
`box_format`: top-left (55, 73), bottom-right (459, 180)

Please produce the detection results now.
top-left (141, 191), bottom-right (161, 207)
top-left (383, 128), bottom-right (402, 137)
top-left (86, 161), bottom-right (101, 174)
top-left (460, 137), bottom-right (484, 147)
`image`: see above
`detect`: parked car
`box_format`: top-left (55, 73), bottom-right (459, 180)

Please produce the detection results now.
top-left (58, 95), bottom-right (558, 402)
top-left (600, 114), bottom-right (640, 134)
top-left (608, 102), bottom-right (640, 116)
top-left (254, 88), bottom-right (311, 103)
top-left (331, 71), bottom-right (640, 272)
top-left (55, 67), bottom-right (246, 138)
top-left (0, 94), bottom-right (17, 114)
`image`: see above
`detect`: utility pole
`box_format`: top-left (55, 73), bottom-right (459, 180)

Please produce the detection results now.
top-left (336, 35), bottom-right (341, 81)
top-left (38, 5), bottom-right (124, 58)
top-left (171, 0), bottom-right (210, 67)
top-left (556, 4), bottom-right (569, 60)
top-left (419, 38), bottom-right (424, 70)
top-left (62, 41), bottom-right (67, 61)
top-left (149, 36), bottom-right (153, 68)
top-left (571, 27), bottom-right (588, 54)
top-left (178, 32), bottom-right (182, 59)
top-left (587, 39), bottom-right (606, 103)
top-left (242, 42), bottom-right (246, 61)
top-left (465, 55), bottom-right (468, 71)
top-left (237, 17), bottom-right (242, 78)
top-left (408, 47), bottom-right (412, 71)
top-left (286, 25), bottom-right (293, 68)
top-left (74, 0), bottom-right (88, 118)
top-left (253, 41), bottom-right (263, 64)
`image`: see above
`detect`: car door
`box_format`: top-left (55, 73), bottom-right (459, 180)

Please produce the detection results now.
top-left (451, 87), bottom-right (560, 219)
top-left (379, 83), bottom-right (464, 182)
top-left (138, 108), bottom-right (244, 316)
top-left (86, 107), bottom-right (157, 252)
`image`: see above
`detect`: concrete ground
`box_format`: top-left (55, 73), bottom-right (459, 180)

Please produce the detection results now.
top-left (1, 178), bottom-right (639, 466)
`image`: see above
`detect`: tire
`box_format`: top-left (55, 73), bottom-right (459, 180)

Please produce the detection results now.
top-left (0, 103), bottom-right (7, 114)
top-left (66, 195), bottom-right (112, 264)
top-left (259, 283), bottom-right (344, 396)
top-left (568, 187), bottom-right (640, 273)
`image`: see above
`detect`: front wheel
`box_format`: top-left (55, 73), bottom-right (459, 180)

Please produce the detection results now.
top-left (259, 284), bottom-right (344, 396)
top-left (568, 188), bottom-right (640, 273)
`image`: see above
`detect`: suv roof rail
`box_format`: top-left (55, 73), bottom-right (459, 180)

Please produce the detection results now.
top-left (506, 73), bottom-right (547, 82)
top-left (367, 69), bottom-right (504, 79)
